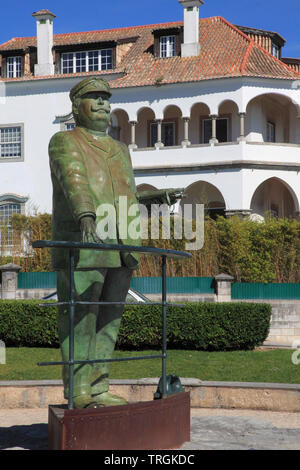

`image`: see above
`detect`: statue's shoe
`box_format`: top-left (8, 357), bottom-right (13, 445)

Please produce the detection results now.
top-left (86, 392), bottom-right (128, 408)
top-left (73, 393), bottom-right (93, 409)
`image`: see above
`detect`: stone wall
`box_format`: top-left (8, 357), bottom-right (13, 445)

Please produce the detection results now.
top-left (1, 264), bottom-right (299, 346)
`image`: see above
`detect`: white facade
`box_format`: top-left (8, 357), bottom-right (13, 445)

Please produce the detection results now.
top-left (1, 75), bottom-right (299, 219)
top-left (0, 4), bottom-right (300, 222)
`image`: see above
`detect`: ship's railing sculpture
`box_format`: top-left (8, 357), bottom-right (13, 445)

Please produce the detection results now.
top-left (32, 240), bottom-right (192, 409)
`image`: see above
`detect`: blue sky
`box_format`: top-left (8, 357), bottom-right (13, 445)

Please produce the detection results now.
top-left (1, 0), bottom-right (300, 57)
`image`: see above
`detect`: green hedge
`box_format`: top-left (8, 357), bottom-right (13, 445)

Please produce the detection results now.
top-left (0, 300), bottom-right (271, 351)
top-left (118, 303), bottom-right (271, 351)
top-left (0, 300), bottom-right (58, 347)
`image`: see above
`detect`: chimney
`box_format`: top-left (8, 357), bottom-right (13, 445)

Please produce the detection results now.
top-left (32, 9), bottom-right (56, 76)
top-left (178, 0), bottom-right (203, 57)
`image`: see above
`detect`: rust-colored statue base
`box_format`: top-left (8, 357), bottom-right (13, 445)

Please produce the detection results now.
top-left (48, 392), bottom-right (190, 450)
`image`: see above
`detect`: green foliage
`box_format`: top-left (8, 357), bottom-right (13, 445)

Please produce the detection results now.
top-left (0, 300), bottom-right (58, 347)
top-left (0, 212), bottom-right (52, 271)
top-left (117, 302), bottom-right (271, 351)
top-left (137, 215), bottom-right (300, 283)
top-left (0, 300), bottom-right (271, 351)
top-left (2, 211), bottom-right (299, 282)
top-left (215, 216), bottom-right (300, 283)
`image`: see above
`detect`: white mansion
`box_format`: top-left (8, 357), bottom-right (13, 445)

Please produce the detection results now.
top-left (1, 0), bottom-right (300, 242)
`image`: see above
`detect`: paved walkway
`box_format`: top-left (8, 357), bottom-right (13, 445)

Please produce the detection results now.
top-left (1, 408), bottom-right (300, 450)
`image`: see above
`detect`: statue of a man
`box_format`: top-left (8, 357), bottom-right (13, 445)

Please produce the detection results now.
top-left (49, 76), bottom-right (183, 409)
top-left (49, 77), bottom-right (142, 409)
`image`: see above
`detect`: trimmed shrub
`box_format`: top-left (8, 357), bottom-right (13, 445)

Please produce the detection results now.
top-left (118, 302), bottom-right (271, 351)
top-left (0, 300), bottom-right (58, 347)
top-left (0, 300), bottom-right (271, 351)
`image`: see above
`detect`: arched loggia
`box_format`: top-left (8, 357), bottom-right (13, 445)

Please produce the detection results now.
top-left (180, 181), bottom-right (226, 219)
top-left (250, 177), bottom-right (299, 219)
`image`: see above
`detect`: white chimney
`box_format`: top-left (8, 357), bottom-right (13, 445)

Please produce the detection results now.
top-left (32, 10), bottom-right (56, 76)
top-left (178, 0), bottom-right (203, 57)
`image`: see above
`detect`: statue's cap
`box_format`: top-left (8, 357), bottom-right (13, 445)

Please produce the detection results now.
top-left (70, 77), bottom-right (112, 102)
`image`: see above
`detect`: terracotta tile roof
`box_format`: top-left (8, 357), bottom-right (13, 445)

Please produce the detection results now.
top-left (32, 10), bottom-right (56, 17)
top-left (0, 16), bottom-right (299, 86)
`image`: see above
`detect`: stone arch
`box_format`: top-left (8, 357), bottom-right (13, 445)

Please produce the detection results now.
top-left (180, 180), bottom-right (226, 219)
top-left (218, 100), bottom-right (240, 142)
top-left (136, 107), bottom-right (156, 148)
top-left (110, 108), bottom-right (130, 145)
top-left (189, 102), bottom-right (211, 144)
top-left (0, 194), bottom-right (28, 249)
top-left (218, 99), bottom-right (240, 113)
top-left (162, 103), bottom-right (183, 117)
top-left (245, 91), bottom-right (300, 115)
top-left (162, 105), bottom-right (182, 146)
top-left (245, 93), bottom-right (300, 143)
top-left (250, 177), bottom-right (299, 219)
top-left (136, 184), bottom-right (158, 191)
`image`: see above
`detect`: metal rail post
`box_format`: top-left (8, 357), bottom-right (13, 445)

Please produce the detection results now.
top-left (68, 249), bottom-right (75, 410)
top-left (161, 255), bottom-right (167, 397)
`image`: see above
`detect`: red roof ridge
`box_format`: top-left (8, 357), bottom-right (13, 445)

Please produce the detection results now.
top-left (248, 31), bottom-right (300, 77)
top-left (235, 23), bottom-right (286, 43)
top-left (0, 37), bottom-right (18, 47)
top-left (53, 20), bottom-right (184, 39)
top-left (217, 16), bottom-right (252, 44)
top-left (0, 36), bottom-right (35, 48)
top-left (240, 42), bottom-right (254, 73)
top-left (218, 16), bottom-right (300, 78)
top-left (0, 16), bottom-right (239, 46)
top-left (4, 17), bottom-right (218, 44)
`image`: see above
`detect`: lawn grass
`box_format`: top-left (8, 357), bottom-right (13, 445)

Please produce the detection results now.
top-left (0, 347), bottom-right (299, 384)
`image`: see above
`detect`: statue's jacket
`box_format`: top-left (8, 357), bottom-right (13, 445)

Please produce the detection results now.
top-left (49, 126), bottom-right (141, 270)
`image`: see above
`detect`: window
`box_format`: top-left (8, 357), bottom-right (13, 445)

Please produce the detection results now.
top-left (65, 123), bottom-right (76, 131)
top-left (202, 118), bottom-right (228, 143)
top-left (150, 121), bottom-right (176, 147)
top-left (0, 201), bottom-right (21, 247)
top-left (7, 56), bottom-right (22, 78)
top-left (0, 125), bottom-right (23, 160)
top-left (267, 121), bottom-right (276, 142)
top-left (57, 112), bottom-right (76, 131)
top-left (159, 36), bottom-right (176, 58)
top-left (61, 49), bottom-right (113, 74)
top-left (271, 43), bottom-right (280, 59)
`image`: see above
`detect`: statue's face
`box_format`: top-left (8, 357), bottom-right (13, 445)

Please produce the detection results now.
top-left (75, 91), bottom-right (111, 132)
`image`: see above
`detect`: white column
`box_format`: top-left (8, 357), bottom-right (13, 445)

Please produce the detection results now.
top-left (155, 119), bottom-right (164, 149)
top-left (128, 121), bottom-right (138, 149)
top-left (181, 117), bottom-right (191, 146)
top-left (0, 263), bottom-right (21, 299)
top-left (237, 112), bottom-right (246, 142)
top-left (209, 115), bottom-right (219, 144)
top-left (214, 273), bottom-right (234, 302)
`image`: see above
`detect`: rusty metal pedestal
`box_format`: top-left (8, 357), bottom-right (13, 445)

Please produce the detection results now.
top-left (48, 392), bottom-right (190, 450)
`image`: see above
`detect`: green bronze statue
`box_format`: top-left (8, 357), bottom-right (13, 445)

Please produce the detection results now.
top-left (49, 76), bottom-right (183, 408)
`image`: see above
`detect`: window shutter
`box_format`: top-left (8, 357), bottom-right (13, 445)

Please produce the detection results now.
top-left (176, 30), bottom-right (183, 56)
top-left (21, 56), bottom-right (25, 77)
top-left (112, 47), bottom-right (116, 69)
top-left (1, 57), bottom-right (6, 78)
top-left (154, 36), bottom-right (160, 58)
top-left (55, 51), bottom-right (61, 74)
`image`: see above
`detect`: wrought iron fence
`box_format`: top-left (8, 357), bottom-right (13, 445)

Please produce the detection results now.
top-left (32, 240), bottom-right (192, 409)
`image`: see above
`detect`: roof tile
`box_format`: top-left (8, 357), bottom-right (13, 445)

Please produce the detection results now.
top-left (0, 16), bottom-right (298, 86)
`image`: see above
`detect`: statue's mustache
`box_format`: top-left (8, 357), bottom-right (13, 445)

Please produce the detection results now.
top-left (91, 105), bottom-right (110, 113)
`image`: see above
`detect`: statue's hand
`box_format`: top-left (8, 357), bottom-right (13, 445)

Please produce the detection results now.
top-left (80, 216), bottom-right (103, 244)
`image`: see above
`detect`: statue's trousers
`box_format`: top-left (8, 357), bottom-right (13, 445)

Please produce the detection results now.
top-left (57, 267), bottom-right (132, 399)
